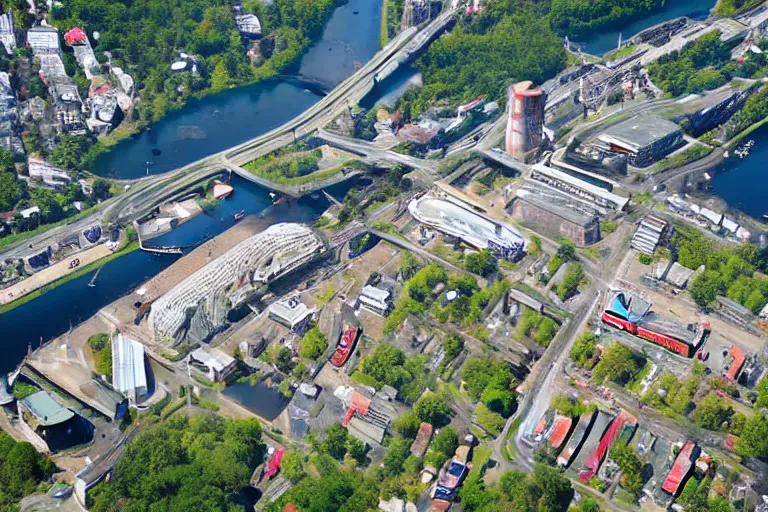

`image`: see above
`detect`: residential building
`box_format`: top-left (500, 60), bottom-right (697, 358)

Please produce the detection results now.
top-left (357, 284), bottom-right (393, 316)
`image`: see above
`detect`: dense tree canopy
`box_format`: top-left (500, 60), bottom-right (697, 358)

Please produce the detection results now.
top-left (89, 415), bottom-right (265, 512)
top-left (549, 0), bottom-right (663, 39)
top-left (50, 0), bottom-right (342, 125)
top-left (404, 6), bottom-right (565, 116)
top-left (0, 432), bottom-right (55, 512)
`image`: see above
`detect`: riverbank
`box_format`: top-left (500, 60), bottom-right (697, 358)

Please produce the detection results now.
top-left (0, 241), bottom-right (139, 315)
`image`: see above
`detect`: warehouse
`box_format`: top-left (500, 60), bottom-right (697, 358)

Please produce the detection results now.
top-left (597, 115), bottom-right (685, 168)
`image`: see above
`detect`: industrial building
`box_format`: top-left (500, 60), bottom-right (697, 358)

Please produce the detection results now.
top-left (505, 81), bottom-right (546, 163)
top-left (111, 334), bottom-right (148, 403)
top-left (149, 223), bottom-right (325, 345)
top-left (596, 115), bottom-right (684, 168)
top-left (529, 164), bottom-right (629, 211)
top-left (513, 184), bottom-right (601, 245)
top-left (408, 195), bottom-right (526, 260)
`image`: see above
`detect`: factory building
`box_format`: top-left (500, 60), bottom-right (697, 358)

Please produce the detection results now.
top-left (529, 164), bottom-right (629, 211)
top-left (596, 115), bottom-right (684, 168)
top-left (505, 81), bottom-right (546, 163)
top-left (513, 185), bottom-right (601, 245)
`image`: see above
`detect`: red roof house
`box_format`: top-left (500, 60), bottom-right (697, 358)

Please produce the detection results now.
top-left (725, 346), bottom-right (746, 382)
top-left (548, 415), bottom-right (573, 450)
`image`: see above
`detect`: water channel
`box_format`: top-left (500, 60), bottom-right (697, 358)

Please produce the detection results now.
top-left (1, 0), bottom-right (383, 384)
top-left (577, 0), bottom-right (716, 56)
top-left (710, 124), bottom-right (768, 220)
top-left (91, 0), bottom-right (383, 180)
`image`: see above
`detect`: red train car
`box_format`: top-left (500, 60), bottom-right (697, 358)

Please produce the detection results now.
top-left (601, 292), bottom-right (707, 358)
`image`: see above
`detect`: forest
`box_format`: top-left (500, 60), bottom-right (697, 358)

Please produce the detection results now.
top-left (549, 0), bottom-right (663, 39)
top-left (50, 0), bottom-right (342, 125)
top-left (88, 415), bottom-right (265, 511)
top-left (0, 432), bottom-right (55, 512)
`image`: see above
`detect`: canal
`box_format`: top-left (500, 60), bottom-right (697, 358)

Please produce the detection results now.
top-left (1, 0), bottom-right (383, 383)
top-left (91, 0), bottom-right (383, 180)
top-left (577, 0), bottom-right (716, 56)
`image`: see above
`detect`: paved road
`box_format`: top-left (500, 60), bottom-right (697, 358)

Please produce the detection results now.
top-left (0, 10), bottom-right (458, 262)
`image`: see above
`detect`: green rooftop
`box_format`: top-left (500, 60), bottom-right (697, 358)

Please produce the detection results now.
top-left (20, 391), bottom-right (75, 427)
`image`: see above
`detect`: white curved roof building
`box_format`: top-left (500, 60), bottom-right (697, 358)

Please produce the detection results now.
top-left (408, 196), bottom-right (525, 259)
top-left (149, 223), bottom-right (324, 345)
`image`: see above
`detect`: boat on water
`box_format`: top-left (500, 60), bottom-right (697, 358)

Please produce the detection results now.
top-left (330, 325), bottom-right (358, 367)
top-left (233, 210), bottom-right (245, 221)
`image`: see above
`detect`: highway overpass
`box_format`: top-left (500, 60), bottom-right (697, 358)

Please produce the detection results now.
top-left (0, 9), bottom-right (458, 259)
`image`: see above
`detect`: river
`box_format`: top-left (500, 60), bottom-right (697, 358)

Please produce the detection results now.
top-left (577, 0), bottom-right (715, 56)
top-left (1, 0), bottom-right (382, 384)
top-left (91, 0), bottom-right (383, 180)
top-left (710, 124), bottom-right (768, 220)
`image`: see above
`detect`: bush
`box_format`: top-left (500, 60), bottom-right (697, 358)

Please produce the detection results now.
top-left (570, 333), bottom-right (598, 368)
top-left (592, 343), bottom-right (645, 386)
top-left (693, 393), bottom-right (734, 431)
top-left (557, 262), bottom-right (584, 301)
top-left (299, 326), bottom-right (327, 360)
top-left (638, 253), bottom-right (653, 265)
top-left (465, 249), bottom-right (498, 277)
top-left (475, 403), bottom-right (505, 435)
top-left (414, 394), bottom-right (452, 427)
top-left (392, 412), bottom-right (421, 439)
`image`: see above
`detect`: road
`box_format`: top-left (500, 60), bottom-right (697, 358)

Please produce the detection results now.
top-left (496, 237), bottom-right (635, 472)
top-left (0, 9), bottom-right (458, 262)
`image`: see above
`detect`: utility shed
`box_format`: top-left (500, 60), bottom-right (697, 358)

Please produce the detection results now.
top-left (665, 262), bottom-right (694, 289)
top-left (508, 288), bottom-right (544, 314)
top-left (111, 334), bottom-right (148, 403)
top-left (19, 391), bottom-right (74, 428)
top-left (190, 346), bottom-right (236, 382)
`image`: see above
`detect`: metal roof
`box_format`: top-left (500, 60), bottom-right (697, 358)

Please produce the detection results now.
top-left (20, 391), bottom-right (74, 427)
top-left (599, 115), bottom-right (681, 151)
top-left (268, 296), bottom-right (316, 328)
top-left (191, 346), bottom-right (235, 373)
top-left (111, 334), bottom-right (148, 398)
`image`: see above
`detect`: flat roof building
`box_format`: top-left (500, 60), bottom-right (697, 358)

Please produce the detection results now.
top-left (190, 346), bottom-right (237, 382)
top-left (111, 334), bottom-right (148, 403)
top-left (597, 115), bottom-right (684, 168)
top-left (268, 296), bottom-right (316, 332)
top-left (529, 164), bottom-right (629, 211)
top-left (357, 285), bottom-right (393, 316)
